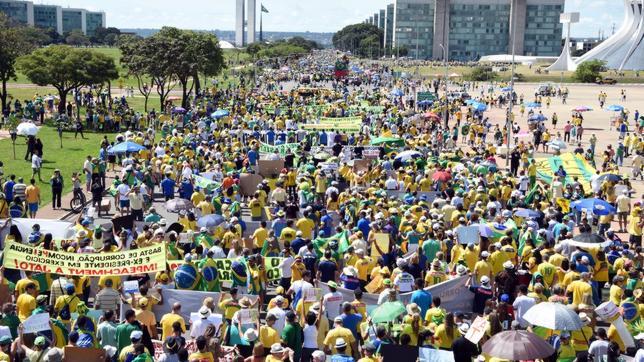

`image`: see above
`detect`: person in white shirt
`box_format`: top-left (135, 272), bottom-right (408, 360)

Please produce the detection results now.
top-left (393, 267), bottom-right (414, 293)
top-left (267, 297), bottom-right (287, 334)
top-left (615, 189), bottom-right (631, 232)
top-left (512, 285), bottom-right (536, 328)
top-left (588, 328), bottom-right (610, 362)
top-left (633, 333), bottom-right (644, 362)
top-left (377, 279), bottom-right (394, 305)
top-left (279, 253), bottom-right (295, 289)
top-left (322, 281), bottom-right (344, 322)
top-left (384, 176), bottom-right (398, 190)
top-left (190, 307), bottom-right (214, 339)
top-left (116, 182), bottom-right (131, 215)
top-left (31, 153), bottom-right (42, 182)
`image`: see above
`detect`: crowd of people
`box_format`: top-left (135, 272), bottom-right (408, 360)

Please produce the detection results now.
top-left (0, 50), bottom-right (643, 362)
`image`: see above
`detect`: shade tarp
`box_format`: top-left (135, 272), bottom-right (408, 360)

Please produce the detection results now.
top-left (534, 152), bottom-right (597, 192)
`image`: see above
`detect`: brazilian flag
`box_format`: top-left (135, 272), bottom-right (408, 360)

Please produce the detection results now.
top-left (230, 257), bottom-right (248, 289)
top-left (313, 230), bottom-right (350, 258)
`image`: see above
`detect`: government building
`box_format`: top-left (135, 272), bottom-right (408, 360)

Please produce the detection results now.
top-left (0, 0), bottom-right (105, 36)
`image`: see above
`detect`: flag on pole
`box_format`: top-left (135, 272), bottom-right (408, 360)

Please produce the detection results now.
top-left (261, 4), bottom-right (269, 13)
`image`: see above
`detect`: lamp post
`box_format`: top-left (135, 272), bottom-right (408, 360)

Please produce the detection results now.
top-left (439, 43), bottom-right (449, 128)
top-left (506, 0), bottom-right (517, 168)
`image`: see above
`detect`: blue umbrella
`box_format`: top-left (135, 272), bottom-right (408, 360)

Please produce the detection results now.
top-left (418, 100), bottom-right (433, 106)
top-left (607, 105), bottom-right (624, 112)
top-left (528, 114), bottom-right (547, 122)
top-left (465, 99), bottom-right (476, 105)
top-left (525, 102), bottom-right (542, 108)
top-left (211, 109), bottom-right (230, 118)
top-left (501, 87), bottom-right (512, 92)
top-left (391, 89), bottom-right (404, 97)
top-left (110, 141), bottom-right (145, 154)
top-left (514, 208), bottom-right (541, 219)
top-left (471, 102), bottom-right (487, 112)
top-left (197, 214), bottom-right (225, 228)
top-left (571, 198), bottom-right (616, 215)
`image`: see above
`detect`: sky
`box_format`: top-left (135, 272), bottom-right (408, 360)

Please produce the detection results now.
top-left (40, 0), bottom-right (622, 38)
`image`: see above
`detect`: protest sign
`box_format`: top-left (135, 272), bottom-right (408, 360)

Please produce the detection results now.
top-left (239, 173), bottom-right (263, 196)
top-left (301, 123), bottom-right (361, 132)
top-left (465, 316), bottom-right (488, 344)
top-left (63, 347), bottom-right (106, 362)
top-left (238, 309), bottom-right (259, 324)
top-left (2, 241), bottom-right (167, 277)
top-left (258, 142), bottom-right (300, 156)
top-left (371, 233), bottom-right (390, 257)
top-left (23, 313), bottom-right (50, 334)
top-left (168, 257), bottom-right (283, 282)
top-left (123, 280), bottom-right (139, 294)
top-left (418, 348), bottom-right (454, 362)
top-left (353, 159), bottom-right (371, 173)
top-left (456, 226), bottom-right (480, 244)
top-left (257, 160), bottom-right (284, 177)
top-left (362, 147), bottom-right (380, 158)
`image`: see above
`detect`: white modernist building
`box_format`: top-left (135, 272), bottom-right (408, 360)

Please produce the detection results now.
top-left (575, 0), bottom-right (644, 70)
top-left (547, 12), bottom-right (579, 71)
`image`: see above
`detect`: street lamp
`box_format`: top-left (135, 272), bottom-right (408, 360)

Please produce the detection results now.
top-left (439, 43), bottom-right (449, 128)
top-left (506, 0), bottom-right (518, 167)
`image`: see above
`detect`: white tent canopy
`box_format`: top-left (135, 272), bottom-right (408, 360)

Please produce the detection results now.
top-left (219, 40), bottom-right (236, 49)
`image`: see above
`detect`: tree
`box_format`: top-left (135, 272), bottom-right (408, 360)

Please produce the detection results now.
top-left (574, 60), bottom-right (606, 83)
top-left (18, 45), bottom-right (118, 115)
top-left (333, 24), bottom-right (383, 58)
top-left (468, 66), bottom-right (497, 81)
top-left (391, 45), bottom-right (409, 57)
top-left (65, 30), bottom-right (90, 46)
top-left (120, 35), bottom-right (154, 112)
top-left (92, 26), bottom-right (121, 45)
top-left (0, 14), bottom-right (36, 113)
top-left (151, 27), bottom-right (225, 109)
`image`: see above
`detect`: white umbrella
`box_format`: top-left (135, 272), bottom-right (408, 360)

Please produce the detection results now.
top-left (547, 140), bottom-right (567, 150)
top-left (16, 122), bottom-right (39, 136)
top-left (523, 302), bottom-right (584, 331)
top-left (395, 150), bottom-right (422, 162)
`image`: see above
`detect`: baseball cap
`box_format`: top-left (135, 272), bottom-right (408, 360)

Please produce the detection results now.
top-left (130, 330), bottom-right (143, 340)
top-left (34, 336), bottom-right (46, 346)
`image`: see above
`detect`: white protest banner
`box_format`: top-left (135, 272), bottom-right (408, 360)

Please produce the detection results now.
top-left (238, 309), bottom-right (259, 324)
top-left (363, 147), bottom-right (380, 158)
top-left (456, 225), bottom-right (480, 244)
top-left (319, 275), bottom-right (473, 313)
top-left (123, 280), bottom-right (139, 294)
top-left (465, 316), bottom-right (488, 344)
top-left (121, 289), bottom-right (221, 323)
top-left (23, 313), bottom-right (50, 334)
top-left (419, 347), bottom-right (455, 362)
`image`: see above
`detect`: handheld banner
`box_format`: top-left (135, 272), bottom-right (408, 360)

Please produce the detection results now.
top-left (168, 257), bottom-right (284, 282)
top-left (23, 313), bottom-right (50, 334)
top-left (2, 241), bottom-right (167, 277)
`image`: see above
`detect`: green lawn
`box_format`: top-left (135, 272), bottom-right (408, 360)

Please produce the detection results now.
top-left (0, 126), bottom-right (105, 206)
top-left (395, 64), bottom-right (644, 83)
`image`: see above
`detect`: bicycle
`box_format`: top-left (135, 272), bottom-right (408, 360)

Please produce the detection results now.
top-left (70, 189), bottom-right (87, 213)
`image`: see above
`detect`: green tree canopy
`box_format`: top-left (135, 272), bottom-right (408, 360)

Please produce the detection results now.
top-left (574, 60), bottom-right (606, 83)
top-left (0, 14), bottom-right (38, 113)
top-left (333, 24), bottom-right (383, 58)
top-left (18, 45), bottom-right (118, 115)
top-left (65, 30), bottom-right (90, 46)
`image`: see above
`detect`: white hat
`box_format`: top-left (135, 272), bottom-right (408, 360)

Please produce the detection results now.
top-left (243, 328), bottom-right (258, 342)
top-left (635, 332), bottom-right (644, 340)
top-left (480, 275), bottom-right (490, 285)
top-left (343, 266), bottom-right (358, 277)
top-left (200, 227), bottom-right (208, 233)
top-left (130, 330), bottom-right (143, 340)
top-left (458, 323), bottom-right (470, 335)
top-left (335, 337), bottom-right (347, 349)
top-left (503, 260), bottom-right (514, 269)
top-left (481, 251), bottom-right (490, 258)
top-left (198, 306), bottom-right (210, 318)
top-left (502, 210), bottom-right (512, 217)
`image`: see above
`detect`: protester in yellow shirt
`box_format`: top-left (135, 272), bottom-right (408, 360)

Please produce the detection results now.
top-left (16, 283), bottom-right (37, 321)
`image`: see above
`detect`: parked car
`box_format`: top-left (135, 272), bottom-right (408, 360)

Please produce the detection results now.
top-left (596, 77), bottom-right (618, 85)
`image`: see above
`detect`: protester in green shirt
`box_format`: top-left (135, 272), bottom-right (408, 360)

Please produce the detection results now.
top-left (281, 311), bottom-right (303, 362)
top-left (115, 309), bottom-right (141, 354)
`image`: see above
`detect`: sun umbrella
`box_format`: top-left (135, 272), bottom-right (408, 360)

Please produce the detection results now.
top-left (110, 141), bottom-right (145, 154)
top-left (525, 102), bottom-right (541, 108)
top-left (371, 301), bottom-right (406, 323)
top-left (16, 122), bottom-right (39, 136)
top-left (391, 89), bottom-right (404, 97)
top-left (370, 137), bottom-right (405, 147)
top-left (482, 330), bottom-right (555, 360)
top-left (528, 114), bottom-right (547, 122)
top-left (418, 100), bottom-right (433, 106)
top-left (197, 214), bottom-right (225, 228)
top-left (432, 170), bottom-right (451, 182)
top-left (471, 102), bottom-right (487, 112)
top-left (501, 86), bottom-right (512, 92)
top-left (465, 99), bottom-right (476, 105)
top-left (547, 140), bottom-right (567, 150)
top-left (165, 198), bottom-right (193, 213)
top-left (211, 109), bottom-right (230, 118)
top-left (591, 173), bottom-right (622, 190)
top-left (573, 233), bottom-right (606, 244)
top-left (523, 302), bottom-right (584, 331)
top-left (173, 107), bottom-right (186, 113)
top-left (516, 131), bottom-right (532, 138)
top-left (514, 208), bottom-right (540, 219)
top-left (571, 198), bottom-right (616, 215)
top-left (395, 150), bottom-right (422, 162)
top-left (573, 106), bottom-right (593, 112)
top-left (423, 112), bottom-right (440, 119)
top-left (607, 105), bottom-right (624, 112)
top-left (313, 151), bottom-right (332, 160)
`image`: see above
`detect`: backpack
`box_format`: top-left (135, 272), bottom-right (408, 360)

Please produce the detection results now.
top-left (59, 295), bottom-right (77, 321)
